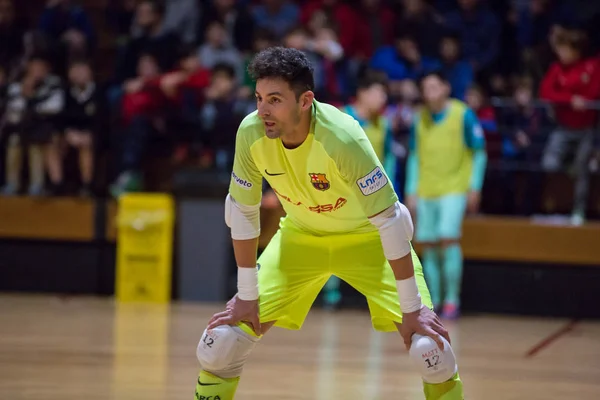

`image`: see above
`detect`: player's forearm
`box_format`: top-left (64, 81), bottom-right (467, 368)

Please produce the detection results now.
top-left (469, 149), bottom-right (487, 192)
top-left (232, 238), bottom-right (258, 269)
top-left (388, 254), bottom-right (415, 280)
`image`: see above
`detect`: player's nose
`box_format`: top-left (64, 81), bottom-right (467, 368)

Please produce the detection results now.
top-left (257, 103), bottom-right (270, 118)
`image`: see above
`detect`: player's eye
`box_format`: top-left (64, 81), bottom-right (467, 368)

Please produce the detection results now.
top-left (269, 98), bottom-right (281, 104)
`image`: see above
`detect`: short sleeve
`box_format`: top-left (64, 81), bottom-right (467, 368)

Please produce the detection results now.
top-left (336, 126), bottom-right (398, 217)
top-left (229, 127), bottom-right (263, 206)
top-left (463, 108), bottom-right (486, 150)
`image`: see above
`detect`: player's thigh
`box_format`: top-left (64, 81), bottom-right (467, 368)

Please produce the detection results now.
top-left (438, 194), bottom-right (467, 240)
top-left (333, 235), bottom-right (433, 331)
top-left (415, 197), bottom-right (441, 243)
top-left (257, 228), bottom-right (329, 329)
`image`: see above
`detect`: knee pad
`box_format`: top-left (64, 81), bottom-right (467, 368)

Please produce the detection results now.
top-left (196, 324), bottom-right (259, 378)
top-left (409, 334), bottom-right (457, 384)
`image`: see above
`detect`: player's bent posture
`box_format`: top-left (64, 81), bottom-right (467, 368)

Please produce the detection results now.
top-left (194, 48), bottom-right (464, 400)
top-left (405, 71), bottom-right (487, 320)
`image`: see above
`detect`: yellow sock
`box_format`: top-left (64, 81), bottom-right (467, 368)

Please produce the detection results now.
top-left (423, 372), bottom-right (464, 400)
top-left (194, 370), bottom-right (240, 400)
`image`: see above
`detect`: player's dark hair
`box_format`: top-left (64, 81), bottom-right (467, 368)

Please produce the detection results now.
top-left (357, 70), bottom-right (388, 90)
top-left (418, 70), bottom-right (449, 87)
top-left (248, 46), bottom-right (315, 100)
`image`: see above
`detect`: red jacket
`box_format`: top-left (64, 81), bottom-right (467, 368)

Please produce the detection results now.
top-left (539, 57), bottom-right (600, 129)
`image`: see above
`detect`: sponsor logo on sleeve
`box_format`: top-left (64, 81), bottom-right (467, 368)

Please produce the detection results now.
top-left (231, 171), bottom-right (253, 190)
top-left (356, 166), bottom-right (388, 196)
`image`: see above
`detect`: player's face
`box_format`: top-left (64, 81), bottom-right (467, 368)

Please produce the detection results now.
top-left (255, 78), bottom-right (310, 140)
top-left (421, 76), bottom-right (449, 107)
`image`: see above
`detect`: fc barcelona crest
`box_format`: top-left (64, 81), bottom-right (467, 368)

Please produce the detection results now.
top-left (309, 173), bottom-right (330, 191)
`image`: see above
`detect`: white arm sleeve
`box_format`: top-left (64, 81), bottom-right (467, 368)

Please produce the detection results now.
top-left (224, 193), bottom-right (261, 240)
top-left (368, 201), bottom-right (413, 260)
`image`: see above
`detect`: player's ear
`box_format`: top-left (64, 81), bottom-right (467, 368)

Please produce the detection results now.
top-left (300, 91), bottom-right (314, 111)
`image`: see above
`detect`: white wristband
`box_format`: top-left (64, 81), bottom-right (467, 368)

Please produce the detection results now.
top-left (396, 276), bottom-right (423, 313)
top-left (237, 266), bottom-right (259, 300)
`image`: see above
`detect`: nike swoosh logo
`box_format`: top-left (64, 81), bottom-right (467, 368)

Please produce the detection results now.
top-left (265, 169), bottom-right (285, 176)
top-left (198, 377), bottom-right (220, 386)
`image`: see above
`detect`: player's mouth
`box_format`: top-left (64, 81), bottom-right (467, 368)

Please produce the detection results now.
top-left (264, 121), bottom-right (275, 128)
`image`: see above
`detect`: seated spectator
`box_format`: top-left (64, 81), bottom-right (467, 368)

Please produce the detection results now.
top-left (465, 84), bottom-right (499, 160)
top-left (38, 0), bottom-right (95, 74)
top-left (241, 28), bottom-right (276, 99)
top-left (439, 32), bottom-right (473, 101)
top-left (370, 30), bottom-right (441, 82)
top-left (138, 0), bottom-right (199, 45)
top-left (198, 20), bottom-right (244, 83)
top-left (397, 0), bottom-right (444, 58)
top-left (300, 0), bottom-right (360, 59)
top-left (200, 63), bottom-right (251, 170)
top-left (111, 54), bottom-right (165, 197)
top-left (62, 59), bottom-right (105, 196)
top-left (1, 55), bottom-right (64, 196)
top-left (443, 0), bottom-right (501, 76)
top-left (200, 0), bottom-right (256, 54)
top-left (252, 0), bottom-right (300, 40)
top-left (352, 0), bottom-right (396, 60)
top-left (539, 29), bottom-right (600, 225)
top-left (113, 0), bottom-right (180, 85)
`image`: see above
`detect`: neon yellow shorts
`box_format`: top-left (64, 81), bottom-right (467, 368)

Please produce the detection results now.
top-left (257, 222), bottom-right (433, 332)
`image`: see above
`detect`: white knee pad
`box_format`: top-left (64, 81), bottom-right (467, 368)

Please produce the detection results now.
top-left (409, 334), bottom-right (458, 384)
top-left (196, 325), bottom-right (259, 378)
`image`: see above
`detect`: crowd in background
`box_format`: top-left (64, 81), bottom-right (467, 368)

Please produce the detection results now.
top-left (0, 0), bottom-right (599, 221)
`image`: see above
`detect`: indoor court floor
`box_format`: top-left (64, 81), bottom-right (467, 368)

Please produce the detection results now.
top-left (1, 294), bottom-right (599, 400)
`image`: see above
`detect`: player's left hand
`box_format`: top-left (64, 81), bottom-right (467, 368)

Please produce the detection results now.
top-left (467, 191), bottom-right (481, 214)
top-left (207, 295), bottom-right (262, 335)
top-left (399, 306), bottom-right (450, 351)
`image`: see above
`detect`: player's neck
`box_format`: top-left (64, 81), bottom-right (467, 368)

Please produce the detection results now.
top-left (428, 99), bottom-right (449, 114)
top-left (281, 109), bottom-right (312, 149)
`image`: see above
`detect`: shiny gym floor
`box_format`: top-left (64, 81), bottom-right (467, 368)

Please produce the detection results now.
top-left (0, 294), bottom-right (598, 400)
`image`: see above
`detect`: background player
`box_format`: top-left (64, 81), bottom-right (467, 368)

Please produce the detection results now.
top-left (193, 47), bottom-right (463, 400)
top-left (405, 71), bottom-right (487, 320)
top-left (321, 71), bottom-right (399, 310)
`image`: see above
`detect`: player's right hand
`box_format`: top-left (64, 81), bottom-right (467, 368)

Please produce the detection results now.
top-left (207, 295), bottom-right (262, 335)
top-left (399, 306), bottom-right (450, 351)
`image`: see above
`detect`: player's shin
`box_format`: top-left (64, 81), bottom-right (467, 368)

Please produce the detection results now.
top-left (194, 324), bottom-right (260, 400)
top-left (409, 334), bottom-right (464, 400)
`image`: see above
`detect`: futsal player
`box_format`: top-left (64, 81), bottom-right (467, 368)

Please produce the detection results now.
top-left (405, 71), bottom-right (487, 320)
top-left (321, 72), bottom-right (399, 310)
top-left (194, 48), bottom-right (464, 400)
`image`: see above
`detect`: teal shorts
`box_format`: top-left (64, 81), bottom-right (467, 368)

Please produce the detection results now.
top-left (415, 194), bottom-right (467, 243)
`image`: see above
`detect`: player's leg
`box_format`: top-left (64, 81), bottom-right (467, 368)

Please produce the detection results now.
top-left (335, 235), bottom-right (464, 399)
top-left (438, 194), bottom-right (467, 320)
top-left (415, 197), bottom-right (442, 311)
top-left (193, 227), bottom-right (330, 400)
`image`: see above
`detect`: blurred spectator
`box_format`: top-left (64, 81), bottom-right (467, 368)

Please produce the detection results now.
top-left (443, 0), bottom-right (501, 75)
top-left (397, 0), bottom-right (444, 58)
top-left (1, 56), bottom-right (64, 196)
top-left (111, 53), bottom-right (165, 197)
top-left (497, 76), bottom-right (547, 215)
top-left (439, 32), bottom-right (473, 101)
top-left (299, 0), bottom-right (360, 59)
top-left (198, 20), bottom-right (244, 83)
top-left (38, 0), bottom-right (95, 73)
top-left (251, 0), bottom-right (299, 40)
top-left (353, 0), bottom-right (396, 61)
top-left (200, 0), bottom-right (256, 53)
top-left (386, 79), bottom-right (420, 140)
top-left (106, 0), bottom-right (136, 42)
top-left (200, 63), bottom-right (251, 171)
top-left (131, 0), bottom-right (199, 45)
top-left (465, 84), bottom-right (499, 160)
top-left (0, 0), bottom-right (26, 76)
top-left (242, 28), bottom-right (276, 97)
top-left (370, 30), bottom-right (441, 82)
top-left (539, 29), bottom-right (600, 225)
top-left (114, 0), bottom-right (179, 85)
top-left (62, 59), bottom-right (105, 196)
top-left (518, 0), bottom-right (576, 80)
